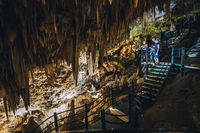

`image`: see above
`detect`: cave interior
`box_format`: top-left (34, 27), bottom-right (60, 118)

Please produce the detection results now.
top-left (0, 0), bottom-right (200, 133)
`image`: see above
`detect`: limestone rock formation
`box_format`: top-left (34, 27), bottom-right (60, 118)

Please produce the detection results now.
top-left (21, 116), bottom-right (42, 133)
top-left (0, 0), bottom-right (168, 112)
top-left (60, 100), bottom-right (84, 131)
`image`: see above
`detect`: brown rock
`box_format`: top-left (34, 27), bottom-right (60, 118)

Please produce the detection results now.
top-left (21, 116), bottom-right (42, 133)
top-left (60, 100), bottom-right (84, 131)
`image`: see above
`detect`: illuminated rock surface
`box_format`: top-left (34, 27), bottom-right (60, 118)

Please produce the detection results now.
top-left (0, 42), bottom-right (137, 133)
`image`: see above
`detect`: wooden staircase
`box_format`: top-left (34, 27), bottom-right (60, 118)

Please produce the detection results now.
top-left (138, 62), bottom-right (172, 104)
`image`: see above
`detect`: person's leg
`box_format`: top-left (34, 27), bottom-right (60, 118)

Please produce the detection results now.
top-left (157, 56), bottom-right (159, 64)
top-left (155, 57), bottom-right (158, 64)
top-left (154, 54), bottom-right (159, 64)
top-left (152, 52), bottom-right (157, 65)
top-left (150, 50), bottom-right (155, 65)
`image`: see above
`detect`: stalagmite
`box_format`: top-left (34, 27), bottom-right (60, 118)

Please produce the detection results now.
top-left (60, 100), bottom-right (84, 131)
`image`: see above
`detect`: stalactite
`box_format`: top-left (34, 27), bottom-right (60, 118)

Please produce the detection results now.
top-left (3, 97), bottom-right (9, 120)
top-left (108, 0), bottom-right (113, 5)
top-left (88, 52), bottom-right (94, 76)
top-left (0, 0), bottom-right (168, 114)
top-left (72, 36), bottom-right (79, 85)
top-left (21, 87), bottom-right (30, 110)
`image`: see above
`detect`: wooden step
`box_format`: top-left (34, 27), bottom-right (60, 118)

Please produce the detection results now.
top-left (109, 107), bottom-right (128, 123)
top-left (142, 62), bottom-right (171, 66)
top-left (149, 71), bottom-right (167, 76)
top-left (154, 65), bottom-right (171, 70)
top-left (154, 65), bottom-right (170, 68)
top-left (159, 62), bottom-right (172, 66)
top-left (149, 69), bottom-right (168, 73)
top-left (149, 71), bottom-right (169, 75)
top-left (154, 65), bottom-right (171, 68)
top-left (139, 95), bottom-right (156, 102)
top-left (142, 85), bottom-right (160, 92)
top-left (146, 74), bottom-right (165, 79)
top-left (143, 82), bottom-right (162, 88)
top-left (142, 91), bottom-right (158, 97)
top-left (136, 90), bottom-right (152, 95)
top-left (145, 77), bottom-right (164, 84)
top-left (136, 91), bottom-right (147, 96)
top-left (149, 68), bottom-right (169, 72)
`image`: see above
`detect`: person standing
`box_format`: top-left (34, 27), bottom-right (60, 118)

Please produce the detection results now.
top-left (141, 40), bottom-right (147, 58)
top-left (154, 38), bottom-right (160, 64)
top-left (150, 38), bottom-right (156, 64)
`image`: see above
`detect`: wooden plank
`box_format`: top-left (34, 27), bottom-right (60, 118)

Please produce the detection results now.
top-left (149, 71), bottom-right (167, 76)
top-left (141, 91), bottom-right (158, 97)
top-left (149, 70), bottom-right (168, 74)
top-left (109, 107), bottom-right (128, 123)
top-left (143, 82), bottom-right (161, 88)
top-left (159, 62), bottom-right (172, 65)
top-left (145, 78), bottom-right (164, 83)
top-left (146, 74), bottom-right (165, 79)
top-left (142, 85), bottom-right (159, 92)
top-left (149, 68), bottom-right (169, 72)
top-left (154, 65), bottom-right (170, 68)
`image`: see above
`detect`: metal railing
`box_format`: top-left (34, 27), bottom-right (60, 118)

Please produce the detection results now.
top-left (171, 47), bottom-right (200, 75)
top-left (99, 92), bottom-right (139, 130)
top-left (59, 128), bottom-right (200, 133)
top-left (140, 46), bottom-right (200, 73)
top-left (31, 46), bottom-right (200, 133)
top-left (31, 86), bottom-right (138, 133)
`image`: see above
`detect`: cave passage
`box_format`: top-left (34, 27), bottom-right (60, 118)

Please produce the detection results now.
top-left (0, 0), bottom-right (200, 133)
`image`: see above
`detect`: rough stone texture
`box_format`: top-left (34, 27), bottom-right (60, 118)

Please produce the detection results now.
top-left (0, 58), bottom-right (89, 133)
top-left (0, 42), bottom-right (138, 133)
top-left (139, 70), bottom-right (200, 129)
top-left (21, 117), bottom-right (42, 133)
top-left (59, 100), bottom-right (84, 131)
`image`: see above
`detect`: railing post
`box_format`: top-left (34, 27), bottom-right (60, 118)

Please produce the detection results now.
top-left (101, 110), bottom-right (106, 129)
top-left (128, 94), bottom-right (132, 126)
top-left (140, 50), bottom-right (142, 65)
top-left (54, 112), bottom-right (59, 132)
top-left (145, 48), bottom-right (148, 65)
top-left (181, 47), bottom-right (185, 76)
top-left (85, 104), bottom-right (89, 130)
top-left (145, 48), bottom-right (149, 73)
top-left (171, 47), bottom-right (174, 65)
top-left (110, 88), bottom-right (114, 107)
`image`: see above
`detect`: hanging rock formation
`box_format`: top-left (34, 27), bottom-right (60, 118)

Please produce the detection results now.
top-left (0, 0), bottom-right (169, 113)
